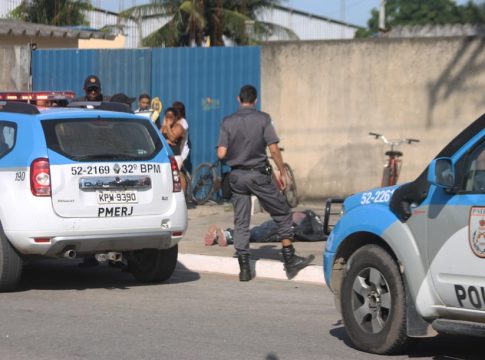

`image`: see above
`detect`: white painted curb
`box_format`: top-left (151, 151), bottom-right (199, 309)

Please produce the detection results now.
top-left (178, 253), bottom-right (326, 285)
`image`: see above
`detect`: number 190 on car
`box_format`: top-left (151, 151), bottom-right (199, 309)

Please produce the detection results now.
top-left (97, 190), bottom-right (138, 204)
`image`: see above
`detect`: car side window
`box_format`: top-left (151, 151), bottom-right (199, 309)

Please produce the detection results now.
top-left (0, 122), bottom-right (16, 158)
top-left (462, 141), bottom-right (485, 193)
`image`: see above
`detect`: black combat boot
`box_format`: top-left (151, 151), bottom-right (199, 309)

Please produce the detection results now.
top-left (282, 245), bottom-right (315, 279)
top-left (238, 253), bottom-right (252, 281)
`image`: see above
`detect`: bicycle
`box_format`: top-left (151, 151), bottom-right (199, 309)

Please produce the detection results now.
top-left (267, 147), bottom-right (299, 208)
top-left (179, 166), bottom-right (193, 204)
top-left (369, 132), bottom-right (420, 187)
top-left (192, 148), bottom-right (298, 207)
top-left (191, 159), bottom-right (231, 205)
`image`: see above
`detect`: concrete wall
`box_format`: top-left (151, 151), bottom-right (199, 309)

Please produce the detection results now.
top-left (79, 34), bottom-right (125, 49)
top-left (261, 37), bottom-right (485, 199)
top-left (0, 45), bottom-right (29, 91)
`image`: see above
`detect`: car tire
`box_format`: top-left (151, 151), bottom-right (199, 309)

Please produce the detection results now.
top-left (0, 223), bottom-right (23, 292)
top-left (340, 244), bottom-right (408, 354)
top-left (128, 245), bottom-right (178, 283)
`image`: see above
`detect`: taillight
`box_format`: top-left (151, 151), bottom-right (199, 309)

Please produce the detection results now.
top-left (169, 156), bottom-right (182, 192)
top-left (30, 158), bottom-right (51, 196)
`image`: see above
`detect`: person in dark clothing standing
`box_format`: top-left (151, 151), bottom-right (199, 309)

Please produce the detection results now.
top-left (217, 84), bottom-right (314, 281)
top-left (74, 75), bottom-right (110, 102)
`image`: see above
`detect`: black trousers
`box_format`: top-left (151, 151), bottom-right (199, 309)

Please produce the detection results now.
top-left (229, 169), bottom-right (293, 256)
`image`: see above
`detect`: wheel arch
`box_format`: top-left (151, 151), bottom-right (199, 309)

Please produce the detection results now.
top-left (331, 231), bottom-right (435, 338)
top-left (330, 231), bottom-right (396, 311)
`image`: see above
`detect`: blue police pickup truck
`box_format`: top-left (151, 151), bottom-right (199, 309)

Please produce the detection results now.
top-left (324, 114), bottom-right (485, 354)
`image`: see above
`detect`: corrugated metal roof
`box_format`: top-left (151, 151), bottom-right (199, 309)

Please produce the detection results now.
top-left (0, 19), bottom-right (115, 39)
top-left (258, 6), bottom-right (357, 41)
top-left (267, 4), bottom-right (360, 29)
top-left (389, 24), bottom-right (485, 38)
top-left (0, 0), bottom-right (18, 18)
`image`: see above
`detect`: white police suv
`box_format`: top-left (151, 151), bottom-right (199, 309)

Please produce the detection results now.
top-left (0, 101), bottom-right (187, 291)
top-left (324, 114), bottom-right (485, 354)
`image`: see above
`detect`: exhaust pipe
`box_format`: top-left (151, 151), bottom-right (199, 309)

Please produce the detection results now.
top-left (64, 249), bottom-right (77, 259)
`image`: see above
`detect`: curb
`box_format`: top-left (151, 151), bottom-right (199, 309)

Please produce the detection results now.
top-left (178, 253), bottom-right (326, 285)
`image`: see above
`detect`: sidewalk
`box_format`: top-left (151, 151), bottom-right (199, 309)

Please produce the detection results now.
top-left (177, 199), bottom-right (327, 285)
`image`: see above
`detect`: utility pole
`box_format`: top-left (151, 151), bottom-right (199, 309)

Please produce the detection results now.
top-left (379, 0), bottom-right (386, 32)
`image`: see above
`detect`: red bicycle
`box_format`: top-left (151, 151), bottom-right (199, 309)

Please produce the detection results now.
top-left (369, 132), bottom-right (420, 187)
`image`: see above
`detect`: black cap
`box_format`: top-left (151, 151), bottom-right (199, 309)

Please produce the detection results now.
top-left (83, 75), bottom-right (101, 90)
top-left (111, 93), bottom-right (136, 106)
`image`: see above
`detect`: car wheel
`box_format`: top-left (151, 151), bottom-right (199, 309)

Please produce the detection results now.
top-left (340, 245), bottom-right (408, 354)
top-left (128, 245), bottom-right (178, 283)
top-left (0, 223), bottom-right (23, 292)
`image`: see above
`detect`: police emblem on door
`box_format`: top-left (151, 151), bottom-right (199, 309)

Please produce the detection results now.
top-left (469, 207), bottom-right (485, 258)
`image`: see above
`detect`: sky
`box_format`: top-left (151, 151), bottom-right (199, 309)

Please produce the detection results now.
top-left (94, 0), bottom-right (473, 28)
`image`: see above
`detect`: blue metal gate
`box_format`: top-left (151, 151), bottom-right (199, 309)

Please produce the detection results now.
top-left (32, 49), bottom-right (152, 100)
top-left (32, 47), bottom-right (260, 172)
top-left (151, 46), bottom-right (260, 172)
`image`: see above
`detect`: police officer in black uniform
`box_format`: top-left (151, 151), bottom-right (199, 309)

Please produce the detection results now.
top-left (217, 85), bottom-right (314, 281)
top-left (74, 75), bottom-right (110, 102)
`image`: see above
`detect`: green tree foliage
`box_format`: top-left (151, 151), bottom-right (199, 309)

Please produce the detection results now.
top-left (120, 0), bottom-right (298, 47)
top-left (356, 0), bottom-right (485, 38)
top-left (10, 0), bottom-right (92, 26)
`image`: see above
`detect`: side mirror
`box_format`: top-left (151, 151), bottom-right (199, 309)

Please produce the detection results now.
top-left (428, 157), bottom-right (455, 188)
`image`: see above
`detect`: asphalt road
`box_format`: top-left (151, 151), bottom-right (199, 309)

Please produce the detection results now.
top-left (0, 260), bottom-right (483, 360)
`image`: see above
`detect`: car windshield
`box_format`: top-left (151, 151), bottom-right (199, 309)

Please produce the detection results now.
top-left (42, 118), bottom-right (162, 161)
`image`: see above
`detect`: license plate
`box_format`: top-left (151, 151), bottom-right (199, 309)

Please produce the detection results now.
top-left (97, 190), bottom-right (138, 204)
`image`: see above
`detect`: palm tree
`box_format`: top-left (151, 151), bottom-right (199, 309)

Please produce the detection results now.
top-left (120, 0), bottom-right (298, 48)
top-left (10, 0), bottom-right (92, 26)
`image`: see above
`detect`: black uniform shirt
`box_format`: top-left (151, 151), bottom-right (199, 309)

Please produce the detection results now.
top-left (72, 94), bottom-right (111, 102)
top-left (218, 106), bottom-right (279, 168)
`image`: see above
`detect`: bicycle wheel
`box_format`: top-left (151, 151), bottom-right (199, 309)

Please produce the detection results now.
top-left (191, 163), bottom-right (216, 205)
top-left (283, 163), bottom-right (299, 208)
top-left (180, 170), bottom-right (193, 204)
